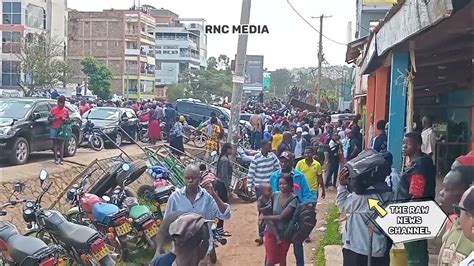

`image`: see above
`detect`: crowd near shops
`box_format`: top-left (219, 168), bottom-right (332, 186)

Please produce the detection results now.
top-left (45, 92), bottom-right (474, 266)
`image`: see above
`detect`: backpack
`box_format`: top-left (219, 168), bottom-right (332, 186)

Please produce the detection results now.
top-left (345, 149), bottom-right (391, 195)
top-left (282, 196), bottom-right (317, 243)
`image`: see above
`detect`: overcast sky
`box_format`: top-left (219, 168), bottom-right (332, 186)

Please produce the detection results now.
top-left (68, 0), bottom-right (355, 70)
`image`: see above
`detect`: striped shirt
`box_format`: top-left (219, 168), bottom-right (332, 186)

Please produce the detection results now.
top-left (247, 152), bottom-right (280, 188)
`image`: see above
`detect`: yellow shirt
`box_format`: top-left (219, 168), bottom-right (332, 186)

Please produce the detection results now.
top-left (296, 159), bottom-right (322, 191)
top-left (272, 133), bottom-right (283, 151)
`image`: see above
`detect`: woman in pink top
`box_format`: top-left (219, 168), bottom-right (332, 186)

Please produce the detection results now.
top-left (49, 95), bottom-right (69, 164)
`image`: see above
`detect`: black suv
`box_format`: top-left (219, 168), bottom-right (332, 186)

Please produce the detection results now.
top-left (175, 99), bottom-right (231, 128)
top-left (0, 98), bottom-right (82, 165)
top-left (81, 107), bottom-right (139, 147)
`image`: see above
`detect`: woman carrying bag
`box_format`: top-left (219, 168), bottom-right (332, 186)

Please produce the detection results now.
top-left (49, 95), bottom-right (70, 165)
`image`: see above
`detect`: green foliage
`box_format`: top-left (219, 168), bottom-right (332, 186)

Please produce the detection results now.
top-left (166, 83), bottom-right (185, 102)
top-left (17, 33), bottom-right (72, 96)
top-left (178, 55), bottom-right (232, 102)
top-left (269, 68), bottom-right (294, 96)
top-left (81, 57), bottom-right (113, 100)
top-left (315, 203), bottom-right (343, 266)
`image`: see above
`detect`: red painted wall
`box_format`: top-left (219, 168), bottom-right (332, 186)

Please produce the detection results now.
top-left (365, 75), bottom-right (376, 147)
top-left (374, 67), bottom-right (389, 123)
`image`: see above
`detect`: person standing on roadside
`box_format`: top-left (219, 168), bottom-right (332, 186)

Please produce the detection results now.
top-left (269, 151), bottom-right (313, 266)
top-left (247, 140), bottom-right (281, 245)
top-left (373, 120), bottom-right (388, 152)
top-left (400, 132), bottom-right (436, 266)
top-left (277, 132), bottom-right (292, 158)
top-left (291, 127), bottom-right (308, 166)
top-left (421, 116), bottom-right (437, 163)
top-left (325, 133), bottom-right (342, 189)
top-left (164, 103), bottom-right (176, 140)
top-left (296, 147), bottom-right (325, 203)
top-left (250, 110), bottom-right (263, 149)
top-left (148, 104), bottom-right (162, 145)
top-left (49, 95), bottom-right (69, 165)
top-left (347, 128), bottom-right (362, 161)
top-left (215, 143), bottom-right (234, 237)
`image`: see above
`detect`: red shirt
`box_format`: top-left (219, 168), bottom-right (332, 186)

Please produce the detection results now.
top-left (80, 103), bottom-right (90, 115)
top-left (50, 106), bottom-right (69, 129)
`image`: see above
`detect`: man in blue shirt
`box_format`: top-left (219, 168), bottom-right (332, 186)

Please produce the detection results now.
top-left (269, 151), bottom-right (314, 266)
top-left (156, 164), bottom-right (231, 264)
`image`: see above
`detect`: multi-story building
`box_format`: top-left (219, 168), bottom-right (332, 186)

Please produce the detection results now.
top-left (67, 8), bottom-right (156, 100)
top-left (0, 0), bottom-right (67, 91)
top-left (355, 0), bottom-right (396, 38)
top-left (144, 6), bottom-right (207, 86)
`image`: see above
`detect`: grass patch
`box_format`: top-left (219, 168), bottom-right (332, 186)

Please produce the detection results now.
top-left (315, 203), bottom-right (343, 266)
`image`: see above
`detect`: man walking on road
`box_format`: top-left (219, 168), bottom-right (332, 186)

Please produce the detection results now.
top-left (247, 140), bottom-right (280, 245)
top-left (269, 151), bottom-right (314, 266)
top-left (250, 110), bottom-right (263, 149)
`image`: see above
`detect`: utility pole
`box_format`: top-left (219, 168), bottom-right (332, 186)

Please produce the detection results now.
top-left (311, 14), bottom-right (332, 108)
top-left (227, 0), bottom-right (251, 146)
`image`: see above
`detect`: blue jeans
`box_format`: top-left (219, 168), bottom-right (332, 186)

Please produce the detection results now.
top-left (293, 242), bottom-right (304, 266)
top-left (325, 160), bottom-right (339, 187)
top-left (252, 131), bottom-right (262, 149)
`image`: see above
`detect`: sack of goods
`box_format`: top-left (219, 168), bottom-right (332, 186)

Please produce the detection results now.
top-left (344, 149), bottom-right (391, 195)
top-left (283, 200), bottom-right (317, 243)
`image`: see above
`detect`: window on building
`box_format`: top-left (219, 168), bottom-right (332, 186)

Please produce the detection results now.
top-left (2, 61), bottom-right (21, 86)
top-left (156, 62), bottom-right (161, 70)
top-left (25, 4), bottom-right (46, 29)
top-left (96, 41), bottom-right (103, 46)
top-left (2, 31), bottom-right (21, 54)
top-left (3, 2), bottom-right (22, 24)
top-left (112, 41), bottom-right (120, 47)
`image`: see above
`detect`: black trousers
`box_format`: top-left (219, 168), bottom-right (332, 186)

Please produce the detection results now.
top-left (342, 248), bottom-right (390, 266)
top-left (213, 181), bottom-right (228, 229)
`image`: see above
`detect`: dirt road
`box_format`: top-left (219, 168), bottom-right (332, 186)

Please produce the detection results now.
top-left (216, 191), bottom-right (336, 266)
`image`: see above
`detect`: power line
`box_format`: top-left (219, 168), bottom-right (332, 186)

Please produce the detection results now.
top-left (286, 0), bottom-right (347, 46)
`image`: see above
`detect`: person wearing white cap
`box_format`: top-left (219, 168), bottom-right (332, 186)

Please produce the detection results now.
top-left (291, 127), bottom-right (308, 166)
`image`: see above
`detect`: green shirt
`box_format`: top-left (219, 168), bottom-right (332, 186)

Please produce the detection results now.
top-left (438, 219), bottom-right (473, 266)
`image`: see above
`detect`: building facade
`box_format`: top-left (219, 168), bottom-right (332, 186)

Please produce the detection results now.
top-left (355, 0), bottom-right (396, 38)
top-left (67, 8), bottom-right (156, 100)
top-left (145, 7), bottom-right (207, 86)
top-left (0, 0), bottom-right (68, 91)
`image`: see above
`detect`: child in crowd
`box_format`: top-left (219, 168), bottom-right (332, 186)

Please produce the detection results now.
top-left (257, 183), bottom-right (281, 244)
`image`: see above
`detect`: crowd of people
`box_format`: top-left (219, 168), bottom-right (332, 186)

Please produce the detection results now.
top-left (50, 94), bottom-right (472, 266)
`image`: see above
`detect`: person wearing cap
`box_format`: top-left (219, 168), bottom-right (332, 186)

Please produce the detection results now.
top-left (439, 186), bottom-right (474, 266)
top-left (291, 127), bottom-right (308, 166)
top-left (336, 154), bottom-right (394, 266)
top-left (269, 151), bottom-right (313, 266)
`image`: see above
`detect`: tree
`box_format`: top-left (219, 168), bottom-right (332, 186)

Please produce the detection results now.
top-left (17, 33), bottom-right (72, 96)
top-left (270, 69), bottom-right (294, 96)
top-left (166, 83), bottom-right (185, 102)
top-left (81, 57), bottom-right (113, 100)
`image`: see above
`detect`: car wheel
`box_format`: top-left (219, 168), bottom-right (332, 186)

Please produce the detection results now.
top-left (64, 134), bottom-right (78, 157)
top-left (9, 137), bottom-right (29, 165)
top-left (115, 132), bottom-right (123, 147)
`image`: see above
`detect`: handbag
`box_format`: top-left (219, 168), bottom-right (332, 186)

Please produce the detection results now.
top-left (58, 121), bottom-right (72, 139)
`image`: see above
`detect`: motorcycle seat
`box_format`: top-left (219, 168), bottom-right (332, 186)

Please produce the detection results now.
top-left (7, 234), bottom-right (48, 263)
top-left (129, 204), bottom-right (150, 220)
top-left (92, 202), bottom-right (119, 224)
top-left (56, 221), bottom-right (98, 251)
top-left (0, 221), bottom-right (19, 242)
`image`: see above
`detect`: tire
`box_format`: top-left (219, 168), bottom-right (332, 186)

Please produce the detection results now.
top-left (114, 132), bottom-right (123, 147)
top-left (9, 137), bottom-right (29, 165)
top-left (209, 247), bottom-right (217, 264)
top-left (116, 160), bottom-right (147, 187)
top-left (193, 134), bottom-right (207, 148)
top-left (89, 134), bottom-right (104, 151)
top-left (183, 135), bottom-right (190, 144)
top-left (139, 130), bottom-right (149, 143)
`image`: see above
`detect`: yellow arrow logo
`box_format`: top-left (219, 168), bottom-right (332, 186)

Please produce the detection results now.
top-left (368, 198), bottom-right (388, 218)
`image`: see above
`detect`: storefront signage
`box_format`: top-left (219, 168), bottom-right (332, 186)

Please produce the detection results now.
top-left (0, 89), bottom-right (24, 98)
top-left (376, 0), bottom-right (453, 55)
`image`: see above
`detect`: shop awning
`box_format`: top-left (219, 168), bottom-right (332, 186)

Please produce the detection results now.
top-left (345, 36), bottom-right (368, 64)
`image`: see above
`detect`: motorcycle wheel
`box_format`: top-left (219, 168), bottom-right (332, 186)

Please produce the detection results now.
top-left (139, 130), bottom-right (149, 143)
top-left (209, 247), bottom-right (217, 264)
top-left (193, 134), bottom-right (207, 148)
top-left (106, 236), bottom-right (129, 262)
top-left (183, 135), bottom-right (190, 144)
top-left (89, 134), bottom-right (104, 151)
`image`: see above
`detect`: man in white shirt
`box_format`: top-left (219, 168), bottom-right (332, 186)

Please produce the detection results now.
top-left (421, 116), bottom-right (437, 163)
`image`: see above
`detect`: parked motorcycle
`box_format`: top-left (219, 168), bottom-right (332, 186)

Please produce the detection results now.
top-left (23, 169), bottom-right (116, 265)
top-left (65, 166), bottom-right (133, 261)
top-left (182, 125), bottom-right (207, 148)
top-left (106, 187), bottom-right (159, 249)
top-left (138, 122), bottom-right (149, 143)
top-left (0, 182), bottom-right (61, 266)
top-left (136, 166), bottom-right (175, 220)
top-left (82, 119), bottom-right (105, 151)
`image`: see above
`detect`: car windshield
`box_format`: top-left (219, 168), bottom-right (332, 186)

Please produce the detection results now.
top-left (86, 108), bottom-right (119, 120)
top-left (0, 100), bottom-right (33, 119)
top-left (218, 107), bottom-right (231, 119)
